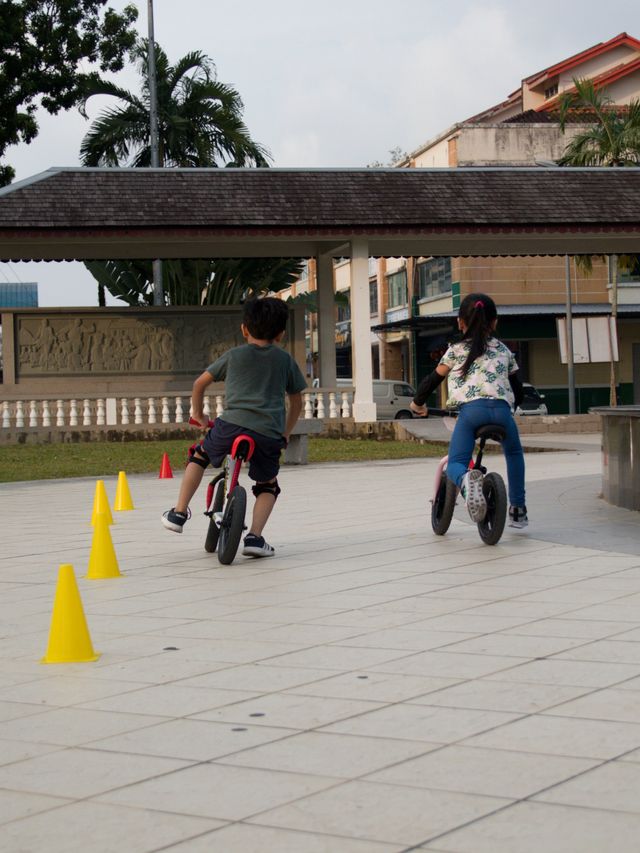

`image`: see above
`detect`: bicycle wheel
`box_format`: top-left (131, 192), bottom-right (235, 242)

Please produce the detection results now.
top-left (204, 479), bottom-right (225, 553)
top-left (477, 472), bottom-right (507, 545)
top-left (217, 485), bottom-right (247, 565)
top-left (431, 473), bottom-right (457, 536)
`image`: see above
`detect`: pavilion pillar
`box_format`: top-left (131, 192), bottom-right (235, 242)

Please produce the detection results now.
top-left (350, 238), bottom-right (376, 422)
top-left (316, 253), bottom-right (337, 388)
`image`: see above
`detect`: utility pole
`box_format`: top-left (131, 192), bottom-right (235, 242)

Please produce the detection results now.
top-left (610, 254), bottom-right (619, 406)
top-left (564, 255), bottom-right (576, 414)
top-left (147, 0), bottom-right (164, 306)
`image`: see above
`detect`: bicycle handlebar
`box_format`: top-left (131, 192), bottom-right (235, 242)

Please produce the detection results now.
top-left (188, 416), bottom-right (215, 429)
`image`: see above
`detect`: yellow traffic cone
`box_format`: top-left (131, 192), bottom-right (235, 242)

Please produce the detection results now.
top-left (86, 514), bottom-right (122, 579)
top-left (91, 479), bottom-right (113, 526)
top-left (113, 471), bottom-right (134, 512)
top-left (42, 564), bottom-right (100, 664)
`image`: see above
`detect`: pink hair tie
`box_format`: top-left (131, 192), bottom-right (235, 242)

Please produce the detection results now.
top-left (475, 300), bottom-right (484, 308)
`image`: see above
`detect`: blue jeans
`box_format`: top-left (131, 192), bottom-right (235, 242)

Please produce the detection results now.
top-left (447, 399), bottom-right (526, 507)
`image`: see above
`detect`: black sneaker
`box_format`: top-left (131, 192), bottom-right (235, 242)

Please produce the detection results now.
top-left (242, 534), bottom-right (275, 558)
top-left (162, 507), bottom-right (190, 533)
top-left (509, 505), bottom-right (529, 529)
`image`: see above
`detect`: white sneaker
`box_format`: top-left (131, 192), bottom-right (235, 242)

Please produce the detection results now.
top-left (461, 470), bottom-right (487, 522)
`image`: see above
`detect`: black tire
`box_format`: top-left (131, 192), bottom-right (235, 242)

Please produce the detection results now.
top-left (477, 472), bottom-right (507, 545)
top-left (431, 473), bottom-right (456, 535)
top-left (217, 485), bottom-right (247, 565)
top-left (204, 479), bottom-right (225, 553)
top-left (395, 410), bottom-right (413, 419)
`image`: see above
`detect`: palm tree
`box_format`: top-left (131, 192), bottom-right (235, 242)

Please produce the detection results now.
top-left (558, 78), bottom-right (640, 167)
top-left (557, 78), bottom-right (640, 405)
top-left (80, 41), bottom-right (269, 167)
top-left (79, 41), bottom-right (303, 305)
top-left (84, 257), bottom-right (306, 307)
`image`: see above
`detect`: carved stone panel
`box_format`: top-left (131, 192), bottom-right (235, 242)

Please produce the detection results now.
top-left (17, 313), bottom-right (245, 376)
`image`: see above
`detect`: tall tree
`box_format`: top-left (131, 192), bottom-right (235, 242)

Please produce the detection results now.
top-left (557, 77), bottom-right (640, 405)
top-left (79, 40), bottom-right (302, 307)
top-left (0, 0), bottom-right (138, 185)
top-left (79, 41), bottom-right (269, 168)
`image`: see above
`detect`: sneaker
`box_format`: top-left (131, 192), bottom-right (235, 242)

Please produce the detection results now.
top-left (460, 469), bottom-right (487, 522)
top-left (242, 534), bottom-right (275, 558)
top-left (162, 507), bottom-right (190, 533)
top-left (509, 505), bottom-right (529, 529)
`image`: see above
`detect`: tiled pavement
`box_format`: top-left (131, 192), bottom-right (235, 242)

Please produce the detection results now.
top-left (1, 445), bottom-right (640, 852)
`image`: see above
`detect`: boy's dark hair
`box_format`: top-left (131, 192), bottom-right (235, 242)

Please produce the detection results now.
top-left (242, 297), bottom-right (289, 341)
top-left (458, 292), bottom-right (498, 377)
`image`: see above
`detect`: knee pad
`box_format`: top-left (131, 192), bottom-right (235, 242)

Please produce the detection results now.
top-left (187, 442), bottom-right (210, 470)
top-left (252, 479), bottom-right (281, 500)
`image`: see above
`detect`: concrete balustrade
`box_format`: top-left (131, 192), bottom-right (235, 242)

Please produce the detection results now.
top-left (0, 388), bottom-right (353, 434)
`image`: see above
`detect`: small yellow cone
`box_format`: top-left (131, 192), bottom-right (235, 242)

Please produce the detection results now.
top-left (113, 471), bottom-right (134, 512)
top-left (91, 479), bottom-right (113, 526)
top-left (86, 514), bottom-right (122, 579)
top-left (42, 564), bottom-right (100, 664)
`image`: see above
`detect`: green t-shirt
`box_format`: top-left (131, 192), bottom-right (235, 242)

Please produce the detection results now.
top-left (207, 343), bottom-right (307, 439)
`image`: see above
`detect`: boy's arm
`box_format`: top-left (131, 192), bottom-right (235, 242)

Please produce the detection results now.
top-left (190, 371), bottom-right (213, 427)
top-left (283, 392), bottom-right (303, 443)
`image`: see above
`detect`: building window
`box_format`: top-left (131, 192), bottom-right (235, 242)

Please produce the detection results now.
top-left (417, 257), bottom-right (452, 300)
top-left (387, 270), bottom-right (408, 308)
top-left (336, 295), bottom-right (351, 324)
top-left (614, 254), bottom-right (640, 283)
top-left (544, 82), bottom-right (558, 100)
top-left (369, 279), bottom-right (378, 316)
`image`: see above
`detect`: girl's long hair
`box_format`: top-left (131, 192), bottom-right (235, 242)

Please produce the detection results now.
top-left (458, 293), bottom-right (498, 377)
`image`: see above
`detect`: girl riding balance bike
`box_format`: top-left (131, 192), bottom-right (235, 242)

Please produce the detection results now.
top-left (410, 292), bottom-right (529, 532)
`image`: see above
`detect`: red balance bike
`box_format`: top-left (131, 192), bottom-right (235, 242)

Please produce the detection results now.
top-left (189, 418), bottom-right (255, 565)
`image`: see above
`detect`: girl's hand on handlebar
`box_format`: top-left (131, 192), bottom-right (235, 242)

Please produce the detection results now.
top-left (410, 401), bottom-right (428, 417)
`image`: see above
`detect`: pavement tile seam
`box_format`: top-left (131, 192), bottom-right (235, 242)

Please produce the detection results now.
top-left (147, 821), bottom-right (405, 853)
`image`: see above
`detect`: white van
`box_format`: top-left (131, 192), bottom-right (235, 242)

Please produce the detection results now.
top-left (313, 378), bottom-right (416, 420)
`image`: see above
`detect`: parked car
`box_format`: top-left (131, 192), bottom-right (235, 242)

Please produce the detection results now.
top-left (515, 383), bottom-right (548, 416)
top-left (311, 378), bottom-right (416, 420)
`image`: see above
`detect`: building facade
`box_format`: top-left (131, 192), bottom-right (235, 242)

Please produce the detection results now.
top-left (287, 32), bottom-right (640, 411)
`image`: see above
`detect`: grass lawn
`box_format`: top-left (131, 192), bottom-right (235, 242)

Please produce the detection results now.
top-left (0, 437), bottom-right (446, 483)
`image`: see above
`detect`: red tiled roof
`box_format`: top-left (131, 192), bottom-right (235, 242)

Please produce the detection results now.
top-left (525, 32), bottom-right (640, 86)
top-left (539, 56), bottom-right (640, 111)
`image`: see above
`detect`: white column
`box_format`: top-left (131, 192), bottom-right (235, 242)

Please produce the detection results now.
top-left (316, 253), bottom-right (337, 388)
top-left (350, 238), bottom-right (376, 421)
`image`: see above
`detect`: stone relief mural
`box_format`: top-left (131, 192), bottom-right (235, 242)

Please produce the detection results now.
top-left (17, 314), bottom-right (245, 376)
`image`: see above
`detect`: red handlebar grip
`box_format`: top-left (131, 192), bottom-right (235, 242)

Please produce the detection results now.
top-left (188, 417), bottom-right (215, 428)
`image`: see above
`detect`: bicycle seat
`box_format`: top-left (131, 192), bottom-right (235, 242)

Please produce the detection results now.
top-left (231, 435), bottom-right (255, 461)
top-left (474, 424), bottom-right (506, 443)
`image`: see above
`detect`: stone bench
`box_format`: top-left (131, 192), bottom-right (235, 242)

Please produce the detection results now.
top-left (283, 418), bottom-right (324, 464)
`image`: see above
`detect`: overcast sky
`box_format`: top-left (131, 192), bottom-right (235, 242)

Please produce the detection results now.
top-left (3, 0), bottom-right (639, 305)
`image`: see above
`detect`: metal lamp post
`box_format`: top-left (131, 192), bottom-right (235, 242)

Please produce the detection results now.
top-left (147, 0), bottom-right (164, 305)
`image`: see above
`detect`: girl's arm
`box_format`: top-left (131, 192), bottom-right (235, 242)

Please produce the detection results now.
top-left (509, 370), bottom-right (524, 408)
top-left (411, 364), bottom-right (450, 415)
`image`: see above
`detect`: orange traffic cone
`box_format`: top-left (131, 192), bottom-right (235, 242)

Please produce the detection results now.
top-left (159, 452), bottom-right (173, 479)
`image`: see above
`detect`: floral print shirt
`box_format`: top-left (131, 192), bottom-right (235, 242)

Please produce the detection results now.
top-left (440, 337), bottom-right (518, 409)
